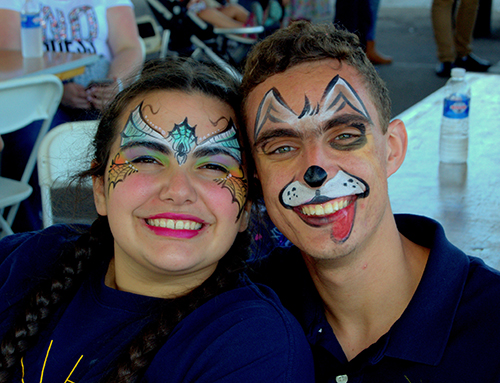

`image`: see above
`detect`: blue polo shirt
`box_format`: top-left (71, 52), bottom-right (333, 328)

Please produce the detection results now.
top-left (0, 225), bottom-right (315, 382)
top-left (250, 214), bottom-right (500, 382)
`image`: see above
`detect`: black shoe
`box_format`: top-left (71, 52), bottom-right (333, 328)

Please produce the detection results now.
top-left (454, 53), bottom-right (491, 72)
top-left (436, 61), bottom-right (454, 77)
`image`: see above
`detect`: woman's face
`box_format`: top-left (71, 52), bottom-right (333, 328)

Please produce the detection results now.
top-left (93, 90), bottom-right (249, 297)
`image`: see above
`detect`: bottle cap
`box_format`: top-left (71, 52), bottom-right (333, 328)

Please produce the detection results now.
top-left (451, 67), bottom-right (466, 78)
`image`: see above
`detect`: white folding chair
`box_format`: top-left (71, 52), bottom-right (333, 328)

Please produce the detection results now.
top-left (0, 74), bottom-right (63, 237)
top-left (37, 120), bottom-right (99, 228)
top-left (136, 14), bottom-right (163, 56)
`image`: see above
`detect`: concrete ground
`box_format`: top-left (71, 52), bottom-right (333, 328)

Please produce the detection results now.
top-left (133, 0), bottom-right (500, 117)
top-left (375, 0), bottom-right (500, 117)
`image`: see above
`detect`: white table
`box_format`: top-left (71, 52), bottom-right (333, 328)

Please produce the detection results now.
top-left (388, 73), bottom-right (500, 269)
top-left (0, 50), bottom-right (98, 81)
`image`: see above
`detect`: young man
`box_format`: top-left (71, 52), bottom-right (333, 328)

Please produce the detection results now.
top-left (242, 21), bottom-right (500, 382)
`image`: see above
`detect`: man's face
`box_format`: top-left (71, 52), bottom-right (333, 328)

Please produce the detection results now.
top-left (245, 60), bottom-right (398, 260)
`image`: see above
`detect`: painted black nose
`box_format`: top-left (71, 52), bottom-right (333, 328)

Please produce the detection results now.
top-left (304, 166), bottom-right (327, 187)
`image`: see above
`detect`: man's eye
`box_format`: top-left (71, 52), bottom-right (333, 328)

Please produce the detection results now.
top-left (271, 146), bottom-right (295, 154)
top-left (336, 133), bottom-right (356, 140)
top-left (329, 131), bottom-right (366, 150)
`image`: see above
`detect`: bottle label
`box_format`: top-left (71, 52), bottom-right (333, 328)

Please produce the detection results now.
top-left (443, 96), bottom-right (470, 119)
top-left (21, 13), bottom-right (40, 29)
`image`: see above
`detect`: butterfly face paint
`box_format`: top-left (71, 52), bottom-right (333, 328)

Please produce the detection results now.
top-left (108, 101), bottom-right (247, 219)
top-left (252, 75), bottom-right (372, 244)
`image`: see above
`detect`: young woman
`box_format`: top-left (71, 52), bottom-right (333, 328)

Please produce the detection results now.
top-left (0, 58), bottom-right (314, 383)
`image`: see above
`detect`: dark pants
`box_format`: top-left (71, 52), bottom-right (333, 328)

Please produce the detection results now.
top-left (334, 0), bottom-right (374, 47)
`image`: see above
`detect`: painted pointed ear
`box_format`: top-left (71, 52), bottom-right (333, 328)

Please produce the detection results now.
top-left (386, 118), bottom-right (408, 178)
top-left (253, 88), bottom-right (297, 141)
top-left (93, 175), bottom-right (108, 216)
top-left (320, 75), bottom-right (371, 121)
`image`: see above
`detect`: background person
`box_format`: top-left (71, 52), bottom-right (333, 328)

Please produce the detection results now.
top-left (0, 0), bottom-right (144, 232)
top-left (334, 0), bottom-right (392, 65)
top-left (0, 58), bottom-right (314, 383)
top-left (431, 0), bottom-right (491, 77)
top-left (241, 21), bottom-right (500, 381)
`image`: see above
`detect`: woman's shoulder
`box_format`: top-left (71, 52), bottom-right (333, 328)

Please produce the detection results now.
top-left (0, 224), bottom-right (89, 287)
top-left (0, 224), bottom-right (88, 260)
top-left (147, 278), bottom-right (315, 383)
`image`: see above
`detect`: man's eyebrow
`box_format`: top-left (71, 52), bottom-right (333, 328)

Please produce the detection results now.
top-left (321, 114), bottom-right (371, 133)
top-left (193, 146), bottom-right (241, 163)
top-left (254, 128), bottom-right (302, 148)
top-left (121, 140), bottom-right (171, 155)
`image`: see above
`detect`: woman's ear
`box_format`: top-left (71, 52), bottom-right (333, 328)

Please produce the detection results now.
top-left (93, 175), bottom-right (108, 216)
top-left (385, 118), bottom-right (408, 178)
top-left (238, 202), bottom-right (252, 232)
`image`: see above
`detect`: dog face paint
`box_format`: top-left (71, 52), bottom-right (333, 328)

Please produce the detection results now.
top-left (253, 75), bottom-right (371, 243)
top-left (245, 60), bottom-right (393, 255)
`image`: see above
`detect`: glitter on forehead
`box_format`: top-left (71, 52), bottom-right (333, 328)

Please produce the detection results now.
top-left (197, 118), bottom-right (242, 163)
top-left (120, 102), bottom-right (166, 147)
top-left (167, 118), bottom-right (198, 165)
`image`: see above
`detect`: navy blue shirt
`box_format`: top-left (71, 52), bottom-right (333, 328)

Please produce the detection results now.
top-left (250, 214), bottom-right (500, 382)
top-left (0, 225), bottom-right (315, 382)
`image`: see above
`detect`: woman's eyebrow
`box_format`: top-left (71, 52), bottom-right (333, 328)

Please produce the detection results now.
top-left (121, 140), bottom-right (172, 155)
top-left (193, 146), bottom-right (241, 163)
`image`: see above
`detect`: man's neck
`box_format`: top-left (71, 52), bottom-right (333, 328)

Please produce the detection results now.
top-left (303, 221), bottom-right (429, 361)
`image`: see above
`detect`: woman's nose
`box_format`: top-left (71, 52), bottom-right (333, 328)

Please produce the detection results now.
top-left (159, 168), bottom-right (197, 204)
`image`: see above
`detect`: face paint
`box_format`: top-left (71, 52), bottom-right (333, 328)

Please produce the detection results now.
top-left (108, 152), bottom-right (139, 191)
top-left (253, 75), bottom-right (372, 142)
top-left (253, 75), bottom-right (373, 244)
top-left (109, 102), bottom-right (247, 217)
top-left (195, 119), bottom-right (248, 219)
top-left (167, 118), bottom-right (197, 165)
top-left (279, 169), bottom-right (369, 243)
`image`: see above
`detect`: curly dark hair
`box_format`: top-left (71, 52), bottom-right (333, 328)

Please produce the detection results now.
top-left (0, 58), bottom-right (251, 383)
top-left (240, 21), bottom-right (392, 132)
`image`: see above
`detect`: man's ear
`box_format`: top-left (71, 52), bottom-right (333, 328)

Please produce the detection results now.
top-left (93, 175), bottom-right (108, 216)
top-left (385, 118), bottom-right (407, 178)
top-left (238, 202), bottom-right (252, 232)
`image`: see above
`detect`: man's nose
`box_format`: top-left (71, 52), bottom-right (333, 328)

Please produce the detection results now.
top-left (303, 165), bottom-right (328, 187)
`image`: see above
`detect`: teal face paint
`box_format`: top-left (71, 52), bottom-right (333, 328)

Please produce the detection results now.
top-left (167, 118), bottom-right (197, 165)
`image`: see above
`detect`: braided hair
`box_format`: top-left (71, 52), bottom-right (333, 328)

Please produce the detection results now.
top-left (0, 58), bottom-right (250, 383)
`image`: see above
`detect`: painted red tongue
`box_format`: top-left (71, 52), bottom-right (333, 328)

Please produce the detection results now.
top-left (331, 201), bottom-right (355, 243)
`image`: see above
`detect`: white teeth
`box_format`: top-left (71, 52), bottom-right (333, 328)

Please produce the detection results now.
top-left (147, 218), bottom-right (202, 230)
top-left (300, 199), bottom-right (350, 216)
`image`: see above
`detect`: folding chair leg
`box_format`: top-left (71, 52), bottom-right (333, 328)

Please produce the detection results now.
top-left (0, 216), bottom-right (14, 238)
top-left (6, 116), bottom-right (52, 227)
top-left (190, 36), bottom-right (242, 82)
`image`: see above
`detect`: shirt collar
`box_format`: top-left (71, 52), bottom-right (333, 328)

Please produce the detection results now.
top-left (384, 214), bottom-right (470, 365)
top-left (290, 214), bottom-right (471, 366)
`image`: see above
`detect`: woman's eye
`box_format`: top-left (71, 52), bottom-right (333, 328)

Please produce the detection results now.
top-left (131, 156), bottom-right (159, 165)
top-left (199, 163), bottom-right (229, 173)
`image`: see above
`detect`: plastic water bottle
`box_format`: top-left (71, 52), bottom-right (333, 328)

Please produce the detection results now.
top-left (439, 67), bottom-right (471, 163)
top-left (21, 0), bottom-right (43, 58)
